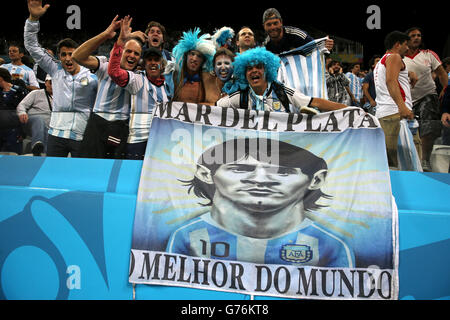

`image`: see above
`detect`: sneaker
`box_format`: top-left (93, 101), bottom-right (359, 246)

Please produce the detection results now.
top-left (422, 160), bottom-right (431, 172)
top-left (32, 142), bottom-right (44, 156)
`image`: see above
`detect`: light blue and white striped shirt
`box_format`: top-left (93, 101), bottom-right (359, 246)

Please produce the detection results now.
top-left (93, 56), bottom-right (131, 121)
top-left (24, 19), bottom-right (98, 141)
top-left (124, 70), bottom-right (174, 144)
top-left (167, 213), bottom-right (355, 267)
top-left (277, 37), bottom-right (329, 100)
top-left (1, 63), bottom-right (39, 88)
top-left (345, 72), bottom-right (363, 101)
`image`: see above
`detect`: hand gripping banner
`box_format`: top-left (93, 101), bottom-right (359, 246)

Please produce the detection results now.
top-left (129, 102), bottom-right (399, 300)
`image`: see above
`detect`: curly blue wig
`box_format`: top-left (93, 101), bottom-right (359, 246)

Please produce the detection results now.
top-left (172, 28), bottom-right (216, 76)
top-left (232, 47), bottom-right (281, 84)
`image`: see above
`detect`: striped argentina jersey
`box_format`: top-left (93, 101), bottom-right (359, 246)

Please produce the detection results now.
top-left (216, 82), bottom-right (314, 113)
top-left (92, 56), bottom-right (131, 121)
top-left (345, 72), bottom-right (363, 101)
top-left (24, 19), bottom-right (98, 141)
top-left (124, 70), bottom-right (174, 144)
top-left (277, 37), bottom-right (329, 100)
top-left (166, 213), bottom-right (355, 268)
top-left (1, 63), bottom-right (39, 88)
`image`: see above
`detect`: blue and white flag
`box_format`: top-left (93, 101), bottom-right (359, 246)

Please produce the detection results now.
top-left (129, 102), bottom-right (399, 300)
top-left (277, 37), bottom-right (329, 100)
top-left (398, 119), bottom-right (423, 172)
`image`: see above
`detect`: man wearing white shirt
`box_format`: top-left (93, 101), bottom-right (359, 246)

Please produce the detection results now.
top-left (16, 74), bottom-right (52, 156)
top-left (374, 31), bottom-right (421, 168)
top-left (24, 0), bottom-right (98, 157)
top-left (403, 27), bottom-right (448, 170)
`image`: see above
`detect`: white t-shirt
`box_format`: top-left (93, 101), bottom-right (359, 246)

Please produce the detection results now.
top-left (403, 49), bottom-right (442, 102)
top-left (374, 53), bottom-right (413, 119)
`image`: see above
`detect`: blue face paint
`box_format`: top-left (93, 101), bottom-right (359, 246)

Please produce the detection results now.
top-left (215, 56), bottom-right (233, 82)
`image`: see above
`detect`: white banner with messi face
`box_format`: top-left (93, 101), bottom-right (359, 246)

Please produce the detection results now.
top-left (129, 102), bottom-right (399, 300)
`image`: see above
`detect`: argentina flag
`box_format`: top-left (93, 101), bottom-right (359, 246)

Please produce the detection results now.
top-left (277, 37), bottom-right (329, 100)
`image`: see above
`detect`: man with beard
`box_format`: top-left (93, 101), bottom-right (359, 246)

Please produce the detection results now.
top-left (72, 15), bottom-right (145, 159)
top-left (166, 137), bottom-right (355, 267)
top-left (216, 47), bottom-right (347, 114)
top-left (24, 0), bottom-right (98, 157)
top-left (403, 27), bottom-right (448, 171)
top-left (326, 60), bottom-right (352, 105)
top-left (262, 8), bottom-right (334, 55)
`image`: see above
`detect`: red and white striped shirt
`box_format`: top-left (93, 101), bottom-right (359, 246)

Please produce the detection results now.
top-left (374, 53), bottom-right (413, 119)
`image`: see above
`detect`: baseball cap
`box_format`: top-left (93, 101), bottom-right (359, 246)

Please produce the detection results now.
top-left (143, 47), bottom-right (163, 60)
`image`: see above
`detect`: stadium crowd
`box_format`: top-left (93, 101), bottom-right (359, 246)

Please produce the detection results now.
top-left (1, 1), bottom-right (449, 172)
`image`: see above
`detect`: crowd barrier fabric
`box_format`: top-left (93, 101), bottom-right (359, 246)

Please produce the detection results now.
top-left (0, 156), bottom-right (449, 300)
top-left (129, 102), bottom-right (399, 300)
top-left (397, 119), bottom-right (422, 172)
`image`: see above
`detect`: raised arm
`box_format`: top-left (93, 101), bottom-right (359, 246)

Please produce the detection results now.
top-left (27, 0), bottom-right (50, 21)
top-left (72, 15), bottom-right (122, 70)
top-left (107, 16), bottom-right (145, 93)
top-left (107, 16), bottom-right (133, 87)
top-left (24, 0), bottom-right (58, 75)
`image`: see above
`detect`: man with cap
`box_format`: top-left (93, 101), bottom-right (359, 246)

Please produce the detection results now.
top-left (72, 15), bottom-right (145, 159)
top-left (262, 8), bottom-right (334, 55)
top-left (108, 16), bottom-right (174, 160)
top-left (216, 47), bottom-right (347, 114)
top-left (16, 73), bottom-right (52, 156)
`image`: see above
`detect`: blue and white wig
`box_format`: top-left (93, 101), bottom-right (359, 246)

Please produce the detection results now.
top-left (232, 47), bottom-right (281, 84)
top-left (211, 27), bottom-right (235, 49)
top-left (172, 28), bottom-right (216, 78)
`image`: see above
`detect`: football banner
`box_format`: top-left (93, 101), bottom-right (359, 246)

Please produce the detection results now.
top-left (129, 102), bottom-right (399, 300)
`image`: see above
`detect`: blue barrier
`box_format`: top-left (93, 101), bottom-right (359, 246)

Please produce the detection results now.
top-left (0, 155), bottom-right (449, 300)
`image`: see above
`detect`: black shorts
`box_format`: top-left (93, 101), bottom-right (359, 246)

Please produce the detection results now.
top-left (413, 94), bottom-right (442, 138)
top-left (79, 113), bottom-right (129, 159)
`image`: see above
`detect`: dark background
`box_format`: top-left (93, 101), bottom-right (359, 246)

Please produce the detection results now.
top-left (2, 0), bottom-right (449, 68)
